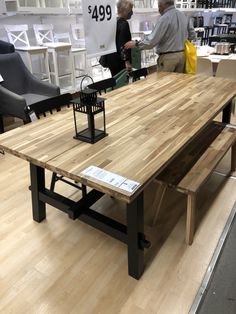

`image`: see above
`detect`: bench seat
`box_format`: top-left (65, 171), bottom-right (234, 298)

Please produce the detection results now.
top-left (153, 122), bottom-right (236, 245)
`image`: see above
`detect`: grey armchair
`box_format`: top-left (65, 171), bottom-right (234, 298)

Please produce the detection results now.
top-left (0, 40), bottom-right (15, 54)
top-left (0, 52), bottom-right (60, 130)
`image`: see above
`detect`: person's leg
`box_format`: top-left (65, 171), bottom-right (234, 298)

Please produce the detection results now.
top-left (175, 52), bottom-right (185, 73)
top-left (157, 52), bottom-right (185, 73)
top-left (157, 54), bottom-right (176, 72)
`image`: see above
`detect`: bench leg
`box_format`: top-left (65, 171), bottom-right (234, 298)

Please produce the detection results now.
top-left (231, 143), bottom-right (236, 172)
top-left (152, 181), bottom-right (167, 226)
top-left (186, 194), bottom-right (196, 245)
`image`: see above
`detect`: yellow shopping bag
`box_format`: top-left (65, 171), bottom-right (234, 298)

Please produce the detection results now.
top-left (184, 40), bottom-right (197, 74)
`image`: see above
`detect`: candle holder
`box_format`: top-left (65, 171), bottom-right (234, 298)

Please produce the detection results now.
top-left (71, 75), bottom-right (108, 144)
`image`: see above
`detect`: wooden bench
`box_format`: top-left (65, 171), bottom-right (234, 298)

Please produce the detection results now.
top-left (152, 121), bottom-right (236, 245)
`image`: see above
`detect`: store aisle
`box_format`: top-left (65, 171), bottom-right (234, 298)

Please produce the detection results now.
top-left (196, 203), bottom-right (236, 314)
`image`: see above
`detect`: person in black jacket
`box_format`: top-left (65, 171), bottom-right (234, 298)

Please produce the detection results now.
top-left (106, 0), bottom-right (133, 76)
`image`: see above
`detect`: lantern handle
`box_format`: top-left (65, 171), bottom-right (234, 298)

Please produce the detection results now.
top-left (80, 74), bottom-right (94, 91)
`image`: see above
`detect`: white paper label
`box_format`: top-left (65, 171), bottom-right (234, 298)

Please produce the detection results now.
top-left (119, 179), bottom-right (140, 193)
top-left (0, 74), bottom-right (4, 82)
top-left (29, 111), bottom-right (38, 122)
top-left (81, 166), bottom-right (140, 193)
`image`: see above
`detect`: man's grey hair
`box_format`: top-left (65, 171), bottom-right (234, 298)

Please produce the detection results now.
top-left (158, 0), bottom-right (175, 6)
top-left (117, 0), bottom-right (133, 13)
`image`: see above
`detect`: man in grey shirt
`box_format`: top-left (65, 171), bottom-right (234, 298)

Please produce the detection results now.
top-left (124, 0), bottom-right (196, 73)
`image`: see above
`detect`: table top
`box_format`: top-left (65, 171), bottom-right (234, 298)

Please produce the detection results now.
top-left (1, 72), bottom-right (236, 203)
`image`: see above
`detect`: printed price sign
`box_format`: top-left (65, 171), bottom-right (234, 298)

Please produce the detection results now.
top-left (87, 5), bottom-right (112, 22)
top-left (82, 0), bottom-right (116, 58)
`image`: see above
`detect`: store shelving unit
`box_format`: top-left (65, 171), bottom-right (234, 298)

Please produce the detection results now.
top-left (1, 0), bottom-right (236, 15)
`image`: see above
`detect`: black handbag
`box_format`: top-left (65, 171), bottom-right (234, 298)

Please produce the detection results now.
top-left (99, 55), bottom-right (108, 68)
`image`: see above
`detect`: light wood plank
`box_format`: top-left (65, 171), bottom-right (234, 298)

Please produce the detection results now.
top-left (178, 126), bottom-right (236, 193)
top-left (186, 194), bottom-right (196, 245)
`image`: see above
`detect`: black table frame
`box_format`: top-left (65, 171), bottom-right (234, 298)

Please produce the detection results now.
top-left (30, 163), bottom-right (150, 280)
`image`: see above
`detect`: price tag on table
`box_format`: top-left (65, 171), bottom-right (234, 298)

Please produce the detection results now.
top-left (82, 0), bottom-right (116, 58)
top-left (81, 166), bottom-right (141, 193)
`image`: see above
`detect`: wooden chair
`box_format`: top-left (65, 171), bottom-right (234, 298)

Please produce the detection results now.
top-left (54, 31), bottom-right (87, 83)
top-left (71, 24), bottom-right (86, 48)
top-left (4, 24), bottom-right (50, 82)
top-left (70, 24), bottom-right (103, 78)
top-left (129, 67), bottom-right (148, 82)
top-left (24, 93), bottom-right (87, 195)
top-left (197, 58), bottom-right (213, 76)
top-left (33, 24), bottom-right (75, 91)
top-left (25, 93), bottom-right (72, 119)
top-left (87, 77), bottom-right (116, 94)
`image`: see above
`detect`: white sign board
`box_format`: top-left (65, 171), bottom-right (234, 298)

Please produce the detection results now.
top-left (81, 0), bottom-right (117, 58)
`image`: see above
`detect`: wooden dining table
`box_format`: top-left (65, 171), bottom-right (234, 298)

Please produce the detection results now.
top-left (0, 72), bottom-right (236, 279)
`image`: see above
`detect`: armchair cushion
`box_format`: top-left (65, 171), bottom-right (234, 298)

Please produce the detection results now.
top-left (0, 40), bottom-right (15, 54)
top-left (22, 93), bottom-right (50, 106)
top-left (0, 52), bottom-right (60, 123)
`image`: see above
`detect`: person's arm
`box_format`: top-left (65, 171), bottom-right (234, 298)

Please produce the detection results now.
top-left (125, 16), bottom-right (169, 50)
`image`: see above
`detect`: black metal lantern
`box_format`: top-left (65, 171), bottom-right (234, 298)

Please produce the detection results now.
top-left (71, 76), bottom-right (108, 144)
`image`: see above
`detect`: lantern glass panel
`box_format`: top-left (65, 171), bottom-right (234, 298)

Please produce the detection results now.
top-left (71, 97), bottom-right (107, 144)
top-left (94, 111), bottom-right (104, 132)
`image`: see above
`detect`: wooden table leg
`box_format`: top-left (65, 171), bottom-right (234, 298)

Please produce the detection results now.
top-left (30, 163), bottom-right (46, 222)
top-left (127, 192), bottom-right (144, 279)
